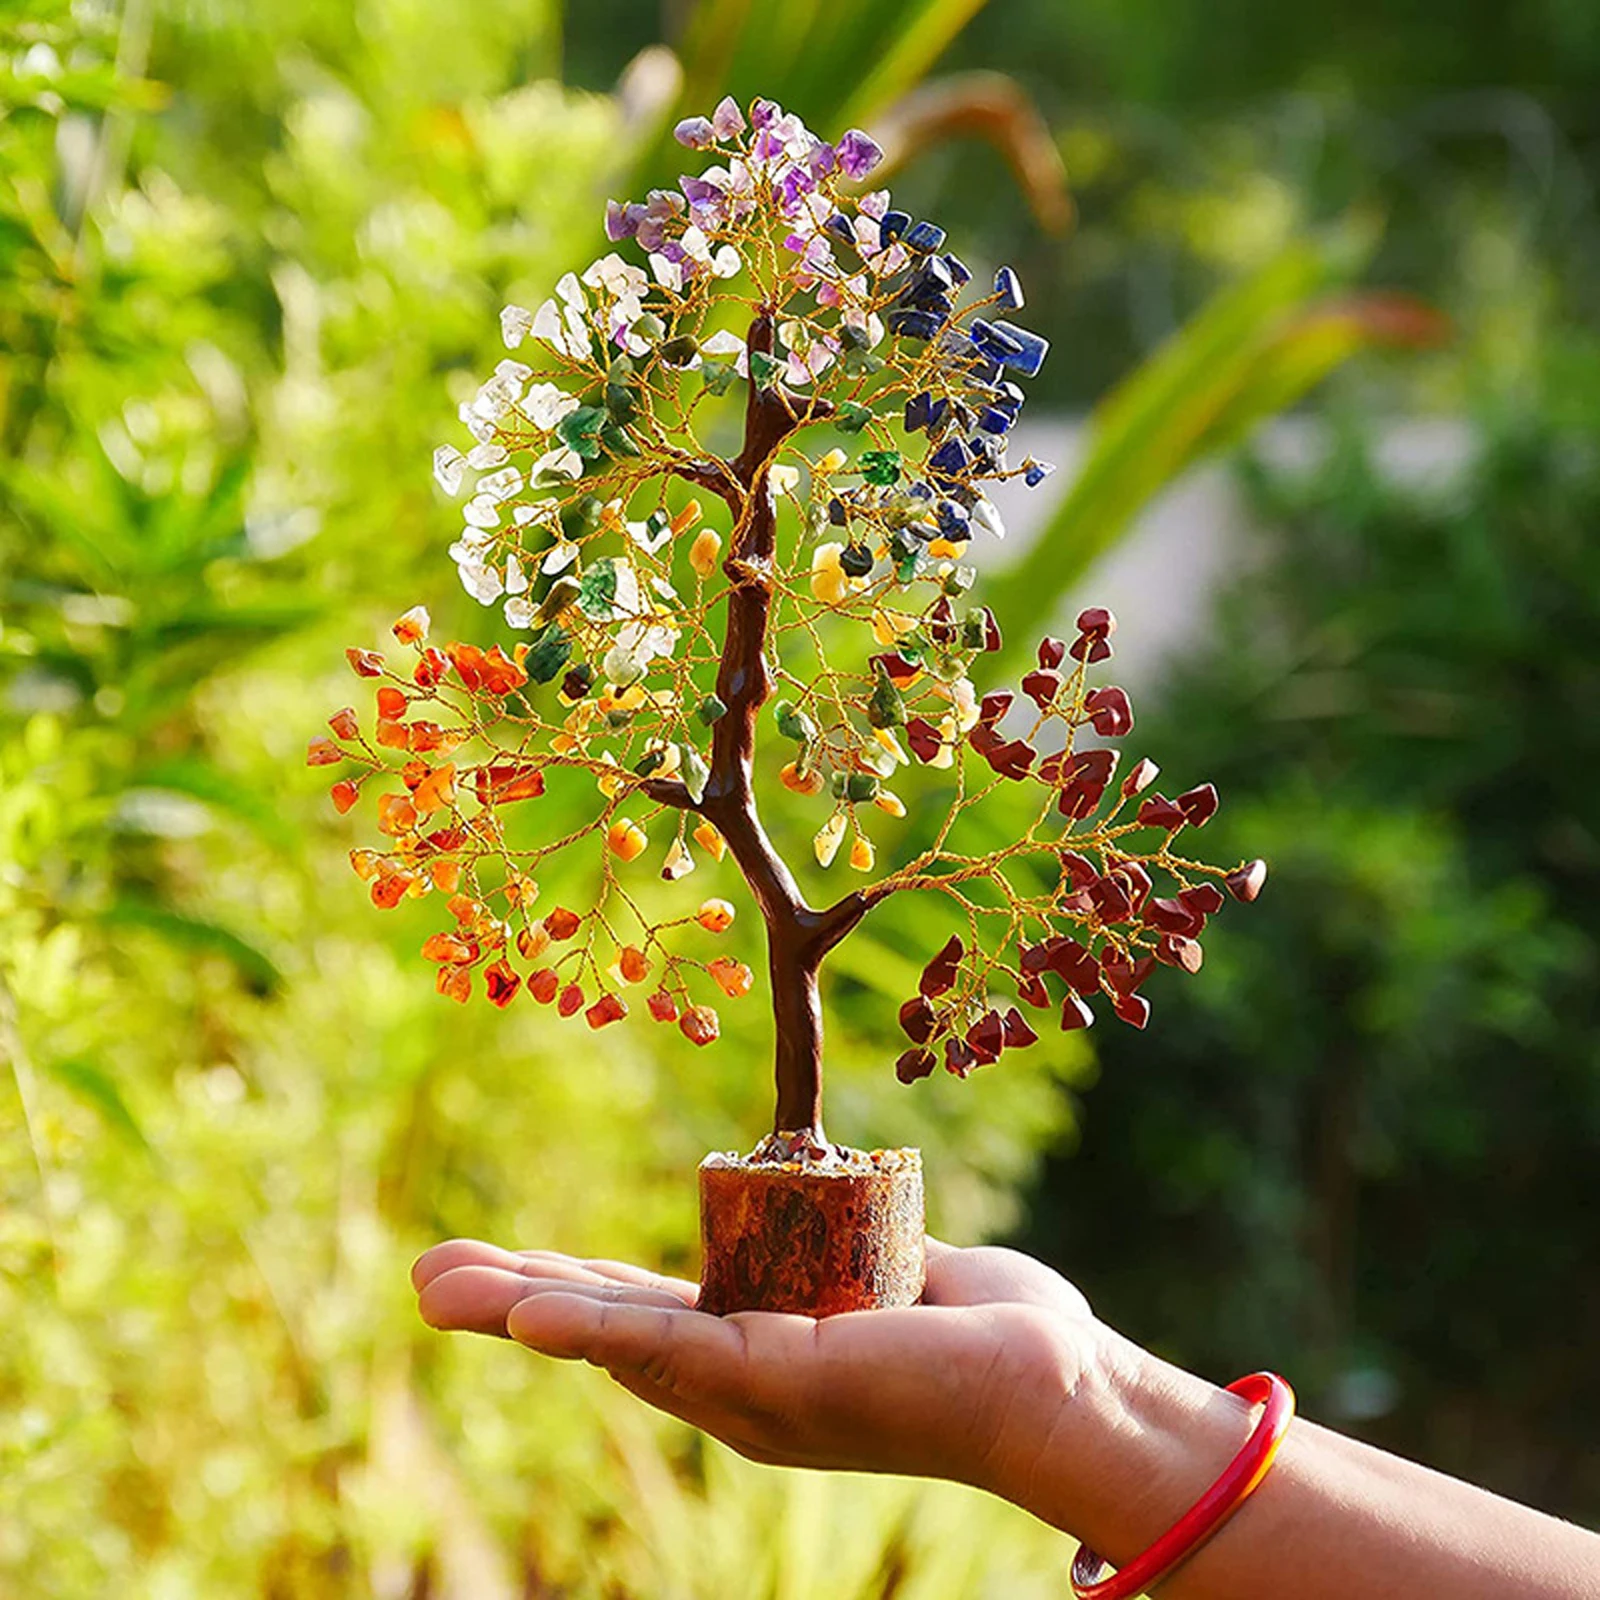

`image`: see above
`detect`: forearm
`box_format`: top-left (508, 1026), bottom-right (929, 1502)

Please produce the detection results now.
top-left (1009, 1328), bottom-right (1600, 1600)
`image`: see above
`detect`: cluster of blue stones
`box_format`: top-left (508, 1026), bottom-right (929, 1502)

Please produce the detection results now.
top-left (815, 205), bottom-right (1056, 575)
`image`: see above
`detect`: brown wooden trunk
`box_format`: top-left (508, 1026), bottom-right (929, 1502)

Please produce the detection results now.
top-left (698, 1148), bottom-right (926, 1317)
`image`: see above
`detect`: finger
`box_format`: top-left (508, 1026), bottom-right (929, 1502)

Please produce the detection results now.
top-left (412, 1238), bottom-right (510, 1292)
top-left (417, 1265), bottom-right (688, 1337)
top-left (411, 1241), bottom-right (700, 1306)
top-left (506, 1286), bottom-right (815, 1402)
top-left (516, 1250), bottom-right (700, 1306)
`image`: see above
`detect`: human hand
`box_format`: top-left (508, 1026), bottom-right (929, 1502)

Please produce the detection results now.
top-left (411, 1237), bottom-right (1105, 1502)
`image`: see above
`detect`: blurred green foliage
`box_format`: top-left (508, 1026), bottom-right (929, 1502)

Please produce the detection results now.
top-left (1021, 352), bottom-right (1600, 1522)
top-left (5, 0), bottom-right (1595, 1590)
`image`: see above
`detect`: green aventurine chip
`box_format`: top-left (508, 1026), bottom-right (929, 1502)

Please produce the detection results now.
top-left (860, 449), bottom-right (901, 486)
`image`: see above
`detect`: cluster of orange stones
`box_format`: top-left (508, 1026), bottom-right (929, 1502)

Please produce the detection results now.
top-left (308, 606), bottom-right (744, 1040)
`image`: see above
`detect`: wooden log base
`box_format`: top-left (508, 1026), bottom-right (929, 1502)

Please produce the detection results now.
top-left (698, 1144), bottom-right (926, 1317)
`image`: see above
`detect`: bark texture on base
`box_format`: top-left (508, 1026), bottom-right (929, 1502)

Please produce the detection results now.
top-left (698, 1148), bottom-right (925, 1317)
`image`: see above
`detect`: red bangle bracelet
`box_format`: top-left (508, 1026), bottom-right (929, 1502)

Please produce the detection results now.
top-left (1069, 1371), bottom-right (1295, 1600)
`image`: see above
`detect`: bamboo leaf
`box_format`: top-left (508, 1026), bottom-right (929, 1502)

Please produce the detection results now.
top-left (99, 899), bottom-right (283, 994)
top-left (42, 1056), bottom-right (151, 1152)
top-left (986, 229), bottom-right (1445, 663)
top-left (833, 0), bottom-right (993, 129)
top-left (123, 758), bottom-right (302, 854)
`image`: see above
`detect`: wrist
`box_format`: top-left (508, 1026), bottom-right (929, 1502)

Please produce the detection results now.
top-left (1003, 1321), bottom-right (1259, 1563)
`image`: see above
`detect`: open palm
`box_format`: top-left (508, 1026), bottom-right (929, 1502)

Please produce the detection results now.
top-left (413, 1238), bottom-right (1099, 1493)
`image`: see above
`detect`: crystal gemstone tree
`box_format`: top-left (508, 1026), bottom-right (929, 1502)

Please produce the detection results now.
top-left (310, 96), bottom-right (1266, 1315)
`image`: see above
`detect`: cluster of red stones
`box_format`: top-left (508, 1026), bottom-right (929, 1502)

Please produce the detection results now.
top-left (893, 606), bottom-right (1266, 1084)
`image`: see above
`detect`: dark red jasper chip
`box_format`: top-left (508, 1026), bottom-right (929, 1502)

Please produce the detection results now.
top-left (1121, 758), bottom-right (1159, 797)
top-left (1020, 669), bottom-right (1062, 709)
top-left (1058, 851), bottom-right (1097, 888)
top-left (1018, 972), bottom-right (1051, 1008)
top-left (1100, 951), bottom-right (1156, 994)
top-left (968, 1009), bottom-right (1006, 1062)
top-left (1156, 934), bottom-right (1204, 974)
top-left (1112, 991), bottom-right (1150, 1029)
top-left (944, 1036), bottom-right (978, 1077)
top-left (919, 934), bottom-right (964, 996)
top-left (1060, 993), bottom-right (1095, 1031)
top-left (1084, 685), bottom-right (1133, 738)
top-left (1180, 883), bottom-right (1225, 916)
top-left (1001, 1006), bottom-right (1039, 1048)
top-left (896, 1047), bottom-right (936, 1083)
top-left (899, 995), bottom-right (937, 1042)
top-left (1177, 782), bottom-right (1219, 826)
top-left (906, 717), bottom-right (943, 763)
top-left (1146, 896), bottom-right (1204, 936)
top-left (1226, 859), bottom-right (1268, 902)
top-left (986, 738), bottom-right (1035, 780)
top-left (978, 690), bottom-right (1014, 724)
top-left (1137, 794), bottom-right (1187, 830)
top-left (1087, 877), bottom-right (1133, 923)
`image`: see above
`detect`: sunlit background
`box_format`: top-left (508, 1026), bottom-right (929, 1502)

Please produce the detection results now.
top-left (3, 1), bottom-right (1598, 1592)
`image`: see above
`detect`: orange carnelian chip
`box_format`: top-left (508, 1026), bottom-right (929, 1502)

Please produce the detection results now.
top-left (484, 959), bottom-right (521, 1008)
top-left (371, 871), bottom-right (412, 909)
top-left (328, 707), bottom-right (360, 740)
top-left (446, 642), bottom-right (486, 691)
top-left (478, 645), bottom-right (529, 696)
top-left (376, 719), bottom-right (410, 751)
top-left (392, 605), bottom-right (430, 646)
top-left (679, 1004), bottom-right (719, 1046)
top-left (517, 925), bottom-right (552, 961)
top-left (472, 764), bottom-right (545, 805)
top-left (412, 763), bottom-right (456, 816)
top-left (436, 964), bottom-right (471, 1003)
top-left (429, 859), bottom-right (461, 893)
top-left (408, 721), bottom-right (463, 754)
top-left (692, 820), bottom-right (726, 861)
top-left (348, 848), bottom-right (380, 879)
top-left (544, 906), bottom-right (581, 940)
top-left (528, 967), bottom-right (560, 1004)
top-left (618, 946), bottom-right (651, 984)
top-left (415, 648), bottom-right (446, 688)
top-left (607, 819), bottom-right (648, 861)
top-left (585, 992), bottom-right (626, 1029)
top-left (331, 780), bottom-right (360, 813)
top-left (307, 736), bottom-right (343, 766)
top-left (556, 983), bottom-right (584, 1018)
top-left (376, 686), bottom-right (408, 720)
top-left (347, 647), bottom-right (385, 677)
top-left (696, 898), bottom-right (735, 933)
top-left (707, 957), bottom-right (753, 998)
top-left (646, 989), bottom-right (679, 1023)
top-left (400, 759), bottom-right (429, 791)
top-left (422, 932), bottom-right (475, 964)
top-left (377, 793), bottom-right (418, 836)
top-left (779, 760), bottom-right (823, 795)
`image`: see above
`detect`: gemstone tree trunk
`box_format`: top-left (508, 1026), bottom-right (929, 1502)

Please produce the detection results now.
top-left (686, 314), bottom-right (926, 1316)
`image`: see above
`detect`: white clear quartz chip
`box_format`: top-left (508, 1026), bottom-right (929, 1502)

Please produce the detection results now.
top-left (462, 495), bottom-right (501, 529)
top-left (500, 304), bottom-right (533, 348)
top-left (476, 466), bottom-right (523, 502)
top-left (432, 445), bottom-right (466, 496)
